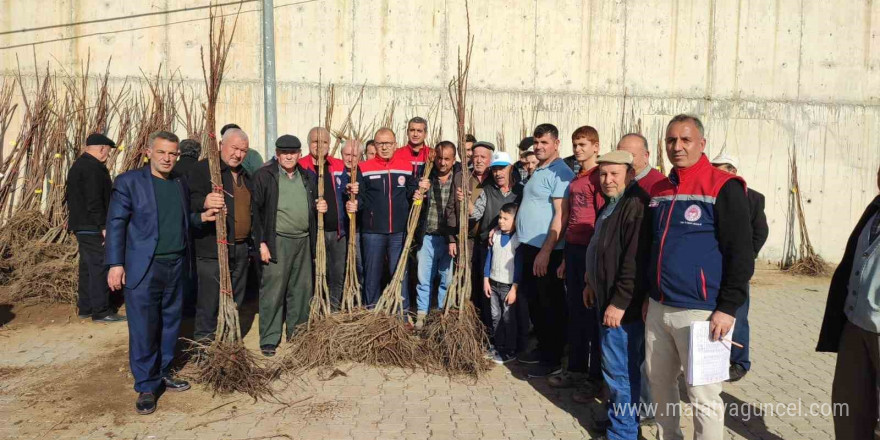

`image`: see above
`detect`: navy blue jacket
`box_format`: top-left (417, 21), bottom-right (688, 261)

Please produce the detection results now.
top-left (355, 156), bottom-right (417, 234)
top-left (105, 166), bottom-right (203, 290)
top-left (648, 155), bottom-right (753, 316)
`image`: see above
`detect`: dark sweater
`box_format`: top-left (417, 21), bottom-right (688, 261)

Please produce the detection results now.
top-left (748, 189), bottom-right (769, 257)
top-left (152, 175), bottom-right (185, 258)
top-left (186, 159), bottom-right (254, 259)
top-left (471, 182), bottom-right (523, 242)
top-left (65, 153), bottom-right (112, 232)
top-left (171, 156), bottom-right (199, 180)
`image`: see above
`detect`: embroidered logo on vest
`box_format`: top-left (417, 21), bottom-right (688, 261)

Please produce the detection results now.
top-left (684, 205), bottom-right (702, 222)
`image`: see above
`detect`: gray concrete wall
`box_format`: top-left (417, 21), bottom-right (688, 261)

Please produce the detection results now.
top-left (2, 0), bottom-right (879, 263)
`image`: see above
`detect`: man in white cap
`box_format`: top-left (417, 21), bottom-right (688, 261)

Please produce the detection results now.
top-left (710, 152), bottom-right (769, 382)
top-left (469, 150), bottom-right (523, 346)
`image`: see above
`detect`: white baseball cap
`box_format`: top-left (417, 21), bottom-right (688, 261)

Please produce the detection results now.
top-left (710, 153), bottom-right (738, 170)
top-left (490, 151), bottom-right (513, 168)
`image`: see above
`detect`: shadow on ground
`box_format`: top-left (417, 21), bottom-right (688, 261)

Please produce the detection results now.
top-left (0, 303), bottom-right (14, 326)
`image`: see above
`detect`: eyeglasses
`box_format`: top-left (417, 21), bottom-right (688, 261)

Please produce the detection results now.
top-left (375, 142), bottom-right (394, 148)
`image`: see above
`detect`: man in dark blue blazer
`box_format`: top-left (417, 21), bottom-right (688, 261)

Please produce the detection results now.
top-left (105, 131), bottom-right (219, 415)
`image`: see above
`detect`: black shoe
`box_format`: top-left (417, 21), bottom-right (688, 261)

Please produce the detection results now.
top-left (162, 377), bottom-right (190, 392)
top-left (527, 363), bottom-right (563, 378)
top-left (589, 418), bottom-right (611, 433)
top-left (727, 364), bottom-right (748, 382)
top-left (136, 392), bottom-right (156, 415)
top-left (261, 344), bottom-right (277, 357)
top-left (92, 313), bottom-right (127, 323)
top-left (517, 350), bottom-right (541, 365)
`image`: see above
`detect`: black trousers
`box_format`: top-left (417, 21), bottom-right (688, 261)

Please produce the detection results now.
top-left (469, 239), bottom-right (493, 336)
top-left (75, 232), bottom-right (111, 318)
top-left (519, 244), bottom-right (567, 364)
top-left (194, 243), bottom-right (250, 341)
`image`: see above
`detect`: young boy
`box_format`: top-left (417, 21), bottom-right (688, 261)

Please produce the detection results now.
top-left (483, 203), bottom-right (522, 364)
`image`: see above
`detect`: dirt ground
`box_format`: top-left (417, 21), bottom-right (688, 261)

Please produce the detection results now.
top-left (0, 267), bottom-right (839, 440)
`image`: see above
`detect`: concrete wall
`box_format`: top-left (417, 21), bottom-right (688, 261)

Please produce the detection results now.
top-left (2, 0), bottom-right (879, 263)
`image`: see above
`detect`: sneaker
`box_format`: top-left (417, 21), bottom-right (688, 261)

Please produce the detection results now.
top-left (490, 350), bottom-right (505, 364)
top-left (92, 312), bottom-right (126, 323)
top-left (414, 312), bottom-right (427, 330)
top-left (516, 350), bottom-right (541, 365)
top-left (260, 345), bottom-right (277, 357)
top-left (527, 363), bottom-right (562, 378)
top-left (136, 392), bottom-right (156, 415)
top-left (589, 418), bottom-right (611, 433)
top-left (727, 364), bottom-right (748, 382)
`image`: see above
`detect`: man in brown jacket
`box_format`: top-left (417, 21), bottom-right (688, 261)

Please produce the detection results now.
top-left (583, 150), bottom-right (652, 439)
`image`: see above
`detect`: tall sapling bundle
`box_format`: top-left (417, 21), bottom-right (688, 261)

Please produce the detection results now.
top-left (422, 0), bottom-right (491, 380)
top-left (186, 5), bottom-right (273, 400)
top-left (780, 145), bottom-right (827, 276)
top-left (309, 134), bottom-right (332, 323)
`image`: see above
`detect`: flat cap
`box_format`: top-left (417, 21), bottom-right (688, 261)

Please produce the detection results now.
top-left (275, 134), bottom-right (302, 151)
top-left (597, 150), bottom-right (633, 166)
top-left (473, 141), bottom-right (495, 152)
top-left (85, 133), bottom-right (116, 148)
top-left (710, 153), bottom-right (738, 170)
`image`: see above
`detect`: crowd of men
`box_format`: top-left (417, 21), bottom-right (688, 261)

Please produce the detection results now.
top-left (63, 112), bottom-right (880, 440)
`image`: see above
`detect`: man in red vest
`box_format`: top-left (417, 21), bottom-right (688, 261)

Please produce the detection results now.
top-left (617, 133), bottom-right (666, 194)
top-left (393, 117), bottom-right (431, 176)
top-left (299, 127), bottom-right (349, 309)
top-left (347, 128), bottom-right (428, 309)
top-left (645, 114), bottom-right (753, 439)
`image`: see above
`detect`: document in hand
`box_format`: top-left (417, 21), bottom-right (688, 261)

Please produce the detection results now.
top-left (687, 320), bottom-right (735, 386)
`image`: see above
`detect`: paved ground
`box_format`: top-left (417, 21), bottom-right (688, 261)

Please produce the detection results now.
top-left (0, 267), bottom-right (837, 439)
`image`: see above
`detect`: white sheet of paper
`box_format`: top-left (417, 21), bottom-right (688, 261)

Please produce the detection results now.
top-left (687, 320), bottom-right (735, 386)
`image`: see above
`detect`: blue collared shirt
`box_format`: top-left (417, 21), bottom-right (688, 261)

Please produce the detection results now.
top-left (515, 158), bottom-right (574, 249)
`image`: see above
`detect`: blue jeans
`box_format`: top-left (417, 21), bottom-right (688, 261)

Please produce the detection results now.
top-left (125, 257), bottom-right (184, 393)
top-left (361, 232), bottom-right (409, 311)
top-left (731, 290), bottom-right (750, 370)
top-left (601, 320), bottom-right (645, 440)
top-left (416, 234), bottom-right (452, 313)
top-left (565, 244), bottom-right (602, 378)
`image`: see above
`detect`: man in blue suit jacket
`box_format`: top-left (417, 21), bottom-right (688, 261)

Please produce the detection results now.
top-left (105, 131), bottom-right (219, 415)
